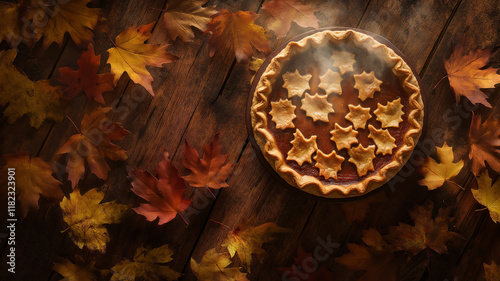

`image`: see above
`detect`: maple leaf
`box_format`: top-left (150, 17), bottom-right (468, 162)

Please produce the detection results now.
top-left (471, 172), bottom-right (500, 223)
top-left (221, 218), bottom-right (290, 271)
top-left (0, 49), bottom-right (64, 128)
top-left (0, 151), bottom-right (63, 218)
top-left (469, 113), bottom-right (500, 176)
top-left (249, 56), bottom-right (264, 84)
top-left (107, 21), bottom-right (178, 96)
top-left (60, 187), bottom-right (129, 253)
top-left (278, 247), bottom-right (335, 281)
top-left (182, 133), bottom-right (235, 191)
top-left (59, 44), bottom-right (114, 104)
top-left (57, 107), bottom-right (130, 188)
top-left (191, 248), bottom-right (249, 281)
top-left (128, 152), bottom-right (192, 225)
top-left (261, 0), bottom-right (319, 38)
top-left (161, 0), bottom-right (217, 43)
top-left (444, 41), bottom-right (500, 107)
top-left (205, 9), bottom-right (271, 63)
top-left (385, 201), bottom-right (462, 256)
top-left (418, 142), bottom-right (464, 190)
top-left (111, 244), bottom-right (181, 281)
top-left (0, 1), bottom-right (26, 47)
top-left (484, 261), bottom-right (500, 281)
top-left (53, 256), bottom-right (110, 281)
top-left (336, 228), bottom-right (398, 281)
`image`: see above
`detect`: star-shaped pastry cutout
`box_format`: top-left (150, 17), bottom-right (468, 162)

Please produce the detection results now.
top-left (345, 104), bottom-right (372, 129)
top-left (287, 129), bottom-right (318, 166)
top-left (353, 71), bottom-right (383, 101)
top-left (348, 144), bottom-right (376, 177)
top-left (318, 69), bottom-right (342, 95)
top-left (314, 149), bottom-right (345, 180)
top-left (368, 125), bottom-right (397, 155)
top-left (282, 69), bottom-right (312, 98)
top-left (300, 93), bottom-right (335, 122)
top-left (374, 98), bottom-right (404, 128)
top-left (331, 50), bottom-right (356, 74)
top-left (330, 124), bottom-right (358, 150)
top-left (269, 99), bottom-right (297, 129)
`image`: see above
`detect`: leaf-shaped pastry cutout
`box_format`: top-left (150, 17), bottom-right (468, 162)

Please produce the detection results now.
top-left (332, 50), bottom-right (356, 75)
top-left (269, 99), bottom-right (296, 129)
top-left (374, 98), bottom-right (404, 128)
top-left (348, 145), bottom-right (376, 177)
top-left (330, 124), bottom-right (358, 151)
top-left (368, 125), bottom-right (397, 155)
top-left (318, 69), bottom-right (342, 95)
top-left (300, 93), bottom-right (334, 122)
top-left (313, 149), bottom-right (344, 180)
top-left (282, 69), bottom-right (311, 98)
top-left (353, 71), bottom-right (382, 101)
top-left (346, 104), bottom-right (372, 129)
top-left (287, 129), bottom-right (318, 165)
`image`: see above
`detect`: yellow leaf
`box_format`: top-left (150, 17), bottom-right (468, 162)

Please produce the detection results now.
top-left (191, 248), bottom-right (249, 281)
top-left (249, 57), bottom-right (264, 84)
top-left (111, 244), bottom-right (180, 281)
top-left (0, 2), bottom-right (25, 47)
top-left (418, 142), bottom-right (464, 190)
top-left (0, 49), bottom-right (64, 128)
top-left (60, 188), bottom-right (129, 253)
top-left (53, 256), bottom-right (110, 281)
top-left (484, 261), bottom-right (500, 281)
top-left (472, 173), bottom-right (500, 223)
top-left (107, 22), bottom-right (178, 96)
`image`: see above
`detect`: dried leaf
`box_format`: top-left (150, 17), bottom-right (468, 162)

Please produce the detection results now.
top-left (221, 218), bottom-right (290, 271)
top-left (0, 151), bottom-right (63, 218)
top-left (0, 1), bottom-right (26, 47)
top-left (60, 187), bottom-right (129, 253)
top-left (418, 142), bottom-right (464, 190)
top-left (0, 49), bottom-right (64, 128)
top-left (161, 0), bottom-right (217, 43)
top-left (57, 107), bottom-right (129, 188)
top-left (191, 248), bottom-right (249, 281)
top-left (59, 44), bottom-right (114, 104)
top-left (444, 41), bottom-right (500, 107)
top-left (484, 261), bottom-right (500, 281)
top-left (249, 56), bottom-right (264, 84)
top-left (469, 113), bottom-right (500, 176)
top-left (278, 247), bottom-right (335, 281)
top-left (261, 0), bottom-right (319, 38)
top-left (107, 22), bottom-right (178, 96)
top-left (205, 9), bottom-right (271, 63)
top-left (128, 152), bottom-right (192, 225)
top-left (182, 133), bottom-right (235, 190)
top-left (111, 244), bottom-right (180, 281)
top-left (471, 173), bottom-right (500, 223)
top-left (53, 256), bottom-right (110, 281)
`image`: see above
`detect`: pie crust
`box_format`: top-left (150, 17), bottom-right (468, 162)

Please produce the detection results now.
top-left (250, 29), bottom-right (424, 198)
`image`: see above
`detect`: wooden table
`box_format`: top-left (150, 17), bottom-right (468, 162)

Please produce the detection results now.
top-left (1, 0), bottom-right (500, 280)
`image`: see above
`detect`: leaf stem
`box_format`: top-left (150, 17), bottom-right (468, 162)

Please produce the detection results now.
top-left (210, 219), bottom-right (232, 231)
top-left (66, 115), bottom-right (81, 134)
top-left (433, 75), bottom-right (448, 89)
top-left (204, 185), bottom-right (216, 198)
top-left (475, 207), bottom-right (488, 212)
top-left (178, 212), bottom-right (189, 225)
top-left (104, 32), bottom-right (117, 48)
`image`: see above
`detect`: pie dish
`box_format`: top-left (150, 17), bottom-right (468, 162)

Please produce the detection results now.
top-left (250, 29), bottom-right (424, 198)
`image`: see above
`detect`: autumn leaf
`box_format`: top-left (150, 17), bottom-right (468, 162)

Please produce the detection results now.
top-left (0, 151), bottom-right (63, 218)
top-left (57, 107), bottom-right (130, 188)
top-left (128, 152), bottom-right (192, 225)
top-left (444, 41), bottom-right (500, 107)
top-left (61, 187), bottom-right (129, 253)
top-left (107, 21), bottom-right (178, 96)
top-left (59, 44), bottom-right (114, 104)
top-left (471, 173), bottom-right (500, 223)
top-left (221, 218), bottom-right (290, 271)
top-left (53, 256), bottom-right (110, 281)
top-left (182, 133), bottom-right (235, 191)
top-left (261, 0), bottom-right (319, 38)
top-left (0, 1), bottom-right (27, 47)
top-left (418, 142), bottom-right (464, 190)
top-left (279, 247), bottom-right (335, 281)
top-left (191, 248), bottom-right (249, 281)
top-left (111, 244), bottom-right (181, 281)
top-left (0, 49), bottom-right (64, 128)
top-left (469, 113), bottom-right (500, 176)
top-left (385, 201), bottom-right (461, 256)
top-left (205, 9), bottom-right (271, 63)
top-left (249, 56), bottom-right (264, 84)
top-left (161, 0), bottom-right (217, 43)
top-left (484, 261), bottom-right (500, 281)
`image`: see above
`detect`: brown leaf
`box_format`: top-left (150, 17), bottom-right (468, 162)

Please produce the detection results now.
top-left (128, 152), bottom-right (192, 225)
top-left (0, 1), bottom-right (27, 47)
top-left (444, 41), bottom-right (500, 107)
top-left (53, 256), bottom-right (110, 281)
top-left (484, 261), bottom-right (500, 281)
top-left (261, 0), bottom-right (319, 38)
top-left (469, 113), bottom-right (500, 176)
top-left (191, 248), bottom-right (249, 281)
top-left (205, 9), bottom-right (271, 63)
top-left (57, 107), bottom-right (129, 188)
top-left (59, 44), bottom-right (114, 104)
top-left (418, 142), bottom-right (464, 190)
top-left (0, 151), bottom-right (63, 218)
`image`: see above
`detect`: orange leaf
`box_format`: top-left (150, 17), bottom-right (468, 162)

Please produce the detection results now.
top-left (59, 44), bottom-right (114, 104)
top-left (205, 9), bottom-right (271, 63)
top-left (182, 133), bottom-right (235, 190)
top-left (418, 142), bottom-right (464, 190)
top-left (0, 151), bottom-right (63, 218)
top-left (469, 113), bottom-right (500, 176)
top-left (57, 107), bottom-right (129, 188)
top-left (107, 22), bottom-right (178, 96)
top-left (128, 152), bottom-right (192, 225)
top-left (261, 0), bottom-right (319, 38)
top-left (279, 247), bottom-right (335, 281)
top-left (444, 41), bottom-right (500, 107)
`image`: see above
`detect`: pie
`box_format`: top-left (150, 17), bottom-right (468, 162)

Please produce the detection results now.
top-left (250, 29), bottom-right (424, 198)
